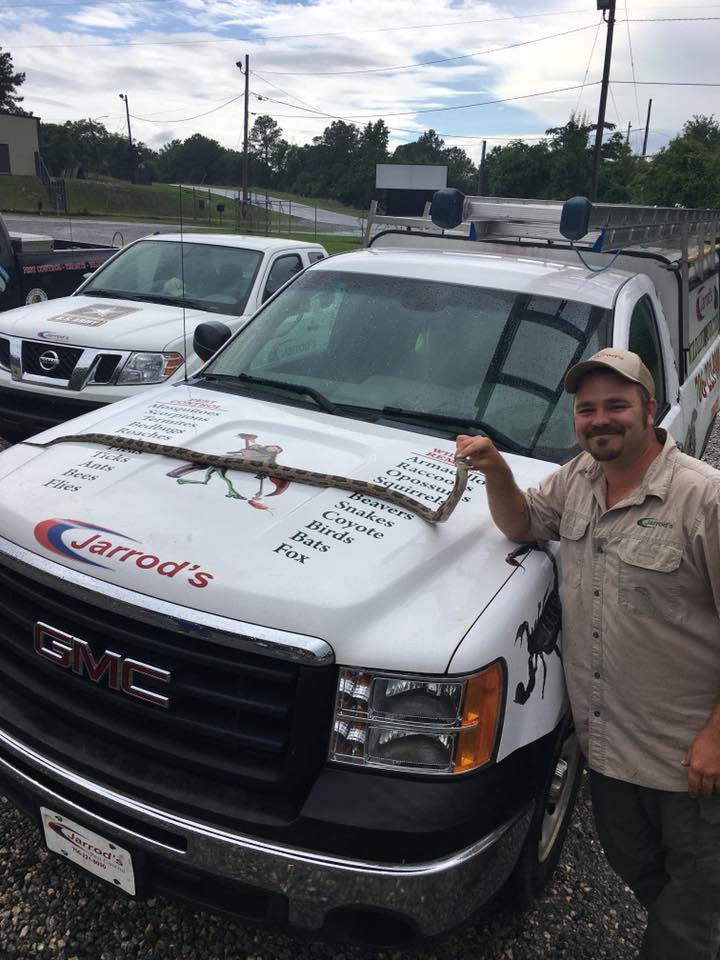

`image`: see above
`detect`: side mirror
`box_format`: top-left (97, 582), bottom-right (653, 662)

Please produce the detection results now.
top-left (194, 320), bottom-right (232, 362)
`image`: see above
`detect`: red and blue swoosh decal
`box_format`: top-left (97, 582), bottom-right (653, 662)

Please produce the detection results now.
top-left (34, 518), bottom-right (137, 568)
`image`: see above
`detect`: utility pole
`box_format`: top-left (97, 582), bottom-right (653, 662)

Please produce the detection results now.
top-left (642, 98), bottom-right (653, 157)
top-left (477, 139), bottom-right (487, 194)
top-left (590, 0), bottom-right (616, 201)
top-left (118, 93), bottom-right (135, 184)
top-left (236, 56), bottom-right (250, 218)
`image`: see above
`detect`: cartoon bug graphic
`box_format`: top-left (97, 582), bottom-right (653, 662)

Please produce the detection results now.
top-left (166, 433), bottom-right (290, 509)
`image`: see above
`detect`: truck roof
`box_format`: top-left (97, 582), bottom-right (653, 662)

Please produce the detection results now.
top-left (145, 234), bottom-right (325, 251)
top-left (312, 245), bottom-right (632, 310)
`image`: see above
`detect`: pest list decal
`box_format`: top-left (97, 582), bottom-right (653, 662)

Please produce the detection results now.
top-left (271, 448), bottom-right (485, 567)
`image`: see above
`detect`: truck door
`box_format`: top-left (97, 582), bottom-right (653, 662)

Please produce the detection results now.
top-left (626, 292), bottom-right (685, 445)
top-left (0, 217), bottom-right (19, 311)
top-left (260, 254), bottom-right (303, 305)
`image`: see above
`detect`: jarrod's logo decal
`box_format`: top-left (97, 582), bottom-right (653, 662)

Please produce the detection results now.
top-left (167, 432), bottom-right (290, 510)
top-left (46, 819), bottom-right (127, 867)
top-left (33, 519), bottom-right (213, 587)
top-left (637, 517), bottom-right (673, 529)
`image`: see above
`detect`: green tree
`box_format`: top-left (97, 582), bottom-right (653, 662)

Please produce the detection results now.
top-left (0, 48), bottom-right (26, 114)
top-left (545, 112), bottom-right (597, 198)
top-left (392, 129), bottom-right (446, 165)
top-left (443, 146), bottom-right (478, 195)
top-left (249, 115), bottom-right (286, 186)
top-left (635, 137), bottom-right (716, 208)
top-left (681, 115), bottom-right (720, 148)
top-left (346, 120), bottom-right (390, 208)
top-left (156, 134), bottom-right (227, 184)
top-left (39, 123), bottom-right (75, 176)
top-left (486, 140), bottom-right (551, 198)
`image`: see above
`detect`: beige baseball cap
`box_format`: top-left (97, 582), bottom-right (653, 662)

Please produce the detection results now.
top-left (564, 348), bottom-right (655, 396)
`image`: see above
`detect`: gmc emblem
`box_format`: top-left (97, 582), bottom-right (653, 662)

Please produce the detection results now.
top-left (34, 622), bottom-right (171, 709)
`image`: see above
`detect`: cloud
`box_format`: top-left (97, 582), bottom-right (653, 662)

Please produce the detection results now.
top-left (67, 7), bottom-right (141, 30)
top-left (3, 0), bottom-right (715, 163)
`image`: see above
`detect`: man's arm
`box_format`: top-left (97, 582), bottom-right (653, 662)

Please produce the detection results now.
top-left (456, 434), bottom-right (535, 542)
top-left (683, 704), bottom-right (720, 798)
top-left (683, 492), bottom-right (720, 796)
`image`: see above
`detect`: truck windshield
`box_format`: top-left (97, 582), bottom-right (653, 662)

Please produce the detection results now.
top-left (204, 271), bottom-right (611, 463)
top-left (80, 239), bottom-right (263, 317)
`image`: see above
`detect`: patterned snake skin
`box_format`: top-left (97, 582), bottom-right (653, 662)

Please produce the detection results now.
top-left (30, 433), bottom-right (471, 524)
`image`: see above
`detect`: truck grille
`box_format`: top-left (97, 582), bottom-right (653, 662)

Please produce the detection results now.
top-left (0, 338), bottom-right (10, 369)
top-left (0, 561), bottom-right (336, 825)
top-left (21, 341), bottom-right (83, 379)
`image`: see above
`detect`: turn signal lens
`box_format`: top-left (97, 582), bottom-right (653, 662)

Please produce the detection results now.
top-left (454, 662), bottom-right (503, 772)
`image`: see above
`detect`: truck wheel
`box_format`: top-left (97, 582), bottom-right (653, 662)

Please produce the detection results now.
top-left (506, 722), bottom-right (583, 908)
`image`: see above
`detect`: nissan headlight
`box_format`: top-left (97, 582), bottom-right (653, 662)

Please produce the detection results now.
top-left (117, 352), bottom-right (184, 384)
top-left (329, 662), bottom-right (504, 775)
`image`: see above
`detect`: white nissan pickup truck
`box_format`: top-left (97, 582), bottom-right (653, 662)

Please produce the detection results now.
top-left (0, 193), bottom-right (717, 948)
top-left (0, 232), bottom-right (327, 440)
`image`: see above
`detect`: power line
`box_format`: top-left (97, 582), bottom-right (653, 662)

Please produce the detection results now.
top-left (627, 14), bottom-right (720, 19)
top-left (256, 23), bottom-right (600, 76)
top-left (575, 21), bottom-right (603, 113)
top-left (251, 71), bottom-right (337, 121)
top-left (3, 0), bottom-right (173, 6)
top-left (624, 3), bottom-right (642, 129)
top-left (131, 95), bottom-right (242, 124)
top-left (9, 11), bottom-right (720, 49)
top-left (613, 79), bottom-right (720, 85)
top-left (253, 82), bottom-right (604, 122)
top-left (5, 6), bottom-right (598, 34)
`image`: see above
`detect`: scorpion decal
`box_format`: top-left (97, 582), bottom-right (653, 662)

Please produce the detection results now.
top-left (509, 544), bottom-right (562, 706)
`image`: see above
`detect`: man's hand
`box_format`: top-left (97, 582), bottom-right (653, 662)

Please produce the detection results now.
top-left (455, 435), bottom-right (534, 542)
top-left (683, 722), bottom-right (720, 797)
top-left (456, 434), bottom-right (507, 475)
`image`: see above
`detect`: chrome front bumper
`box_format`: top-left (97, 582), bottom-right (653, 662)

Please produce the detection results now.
top-left (0, 725), bottom-right (532, 938)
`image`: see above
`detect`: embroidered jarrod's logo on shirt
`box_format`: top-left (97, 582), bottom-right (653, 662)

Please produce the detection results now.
top-left (637, 517), bottom-right (673, 529)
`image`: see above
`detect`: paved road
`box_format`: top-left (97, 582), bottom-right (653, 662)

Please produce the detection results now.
top-left (176, 185), bottom-right (363, 229)
top-left (2, 215), bottom-right (187, 247)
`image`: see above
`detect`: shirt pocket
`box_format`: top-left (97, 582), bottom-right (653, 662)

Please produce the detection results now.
top-left (617, 539), bottom-right (685, 622)
top-left (559, 510), bottom-right (590, 591)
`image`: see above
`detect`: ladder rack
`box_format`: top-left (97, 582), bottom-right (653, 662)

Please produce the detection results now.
top-left (363, 200), bottom-right (469, 247)
top-left (454, 194), bottom-right (720, 258)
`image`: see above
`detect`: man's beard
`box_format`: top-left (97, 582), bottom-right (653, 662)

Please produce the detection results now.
top-left (584, 427), bottom-right (624, 461)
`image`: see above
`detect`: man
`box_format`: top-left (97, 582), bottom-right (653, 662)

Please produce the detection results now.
top-left (456, 348), bottom-right (720, 960)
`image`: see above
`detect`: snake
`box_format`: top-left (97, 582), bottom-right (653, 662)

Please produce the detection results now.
top-left (26, 433), bottom-right (471, 524)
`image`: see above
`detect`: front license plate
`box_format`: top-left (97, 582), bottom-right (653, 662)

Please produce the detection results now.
top-left (41, 807), bottom-right (136, 895)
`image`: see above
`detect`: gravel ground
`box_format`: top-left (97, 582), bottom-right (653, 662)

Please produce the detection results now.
top-left (1, 416), bottom-right (719, 960)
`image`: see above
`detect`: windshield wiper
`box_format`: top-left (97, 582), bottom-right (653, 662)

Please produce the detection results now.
top-left (80, 289), bottom-right (145, 302)
top-left (138, 293), bottom-right (208, 310)
top-left (203, 373), bottom-right (339, 414)
top-left (379, 406), bottom-right (530, 455)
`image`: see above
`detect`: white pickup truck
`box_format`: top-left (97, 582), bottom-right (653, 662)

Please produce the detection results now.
top-left (0, 194), bottom-right (717, 948)
top-left (0, 233), bottom-right (327, 440)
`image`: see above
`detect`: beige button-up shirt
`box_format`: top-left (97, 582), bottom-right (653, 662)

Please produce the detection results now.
top-left (525, 430), bottom-right (720, 791)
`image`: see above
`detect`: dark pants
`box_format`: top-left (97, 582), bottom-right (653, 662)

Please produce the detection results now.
top-left (589, 771), bottom-right (720, 960)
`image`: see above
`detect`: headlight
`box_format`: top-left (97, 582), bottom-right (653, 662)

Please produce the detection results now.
top-left (117, 352), bottom-right (184, 384)
top-left (329, 662), bottom-right (504, 775)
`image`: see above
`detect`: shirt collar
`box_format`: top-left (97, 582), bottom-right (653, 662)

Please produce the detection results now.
top-left (581, 428), bottom-right (677, 503)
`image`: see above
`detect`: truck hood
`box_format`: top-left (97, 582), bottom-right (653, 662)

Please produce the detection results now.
top-left (0, 295), bottom-right (238, 351)
top-left (0, 385), bottom-right (557, 672)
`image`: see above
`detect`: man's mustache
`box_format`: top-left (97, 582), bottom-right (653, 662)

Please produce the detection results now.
top-left (585, 425), bottom-right (625, 438)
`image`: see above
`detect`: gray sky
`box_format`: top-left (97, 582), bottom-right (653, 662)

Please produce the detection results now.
top-left (3, 1), bottom-right (718, 160)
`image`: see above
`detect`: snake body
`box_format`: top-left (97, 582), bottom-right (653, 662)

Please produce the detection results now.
top-left (27, 433), bottom-right (470, 524)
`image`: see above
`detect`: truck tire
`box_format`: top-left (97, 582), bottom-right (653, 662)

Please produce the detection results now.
top-left (505, 719), bottom-right (583, 908)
